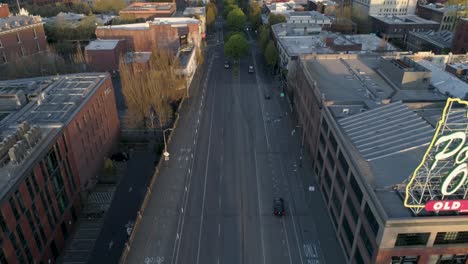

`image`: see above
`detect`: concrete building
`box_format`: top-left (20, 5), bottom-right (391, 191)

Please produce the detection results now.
top-left (85, 39), bottom-right (126, 72)
top-left (406, 30), bottom-right (452, 54)
top-left (371, 15), bottom-right (439, 40)
top-left (286, 11), bottom-right (332, 29)
top-left (0, 11), bottom-right (47, 64)
top-left (183, 7), bottom-right (206, 39)
top-left (286, 52), bottom-right (468, 263)
top-left (308, 0), bottom-right (337, 15)
top-left (416, 3), bottom-right (468, 31)
top-left (119, 2), bottom-right (177, 20)
top-left (272, 23), bottom-right (397, 69)
top-left (452, 18), bottom-right (468, 54)
top-left (0, 73), bottom-right (120, 264)
top-left (95, 17), bottom-right (202, 52)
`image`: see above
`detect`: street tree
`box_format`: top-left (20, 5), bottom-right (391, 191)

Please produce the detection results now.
top-left (268, 13), bottom-right (286, 26)
top-left (223, 3), bottom-right (238, 18)
top-left (227, 8), bottom-right (247, 32)
top-left (249, 2), bottom-right (261, 30)
top-left (93, 0), bottom-right (126, 14)
top-left (264, 40), bottom-right (278, 68)
top-left (206, 6), bottom-right (216, 28)
top-left (258, 24), bottom-right (270, 52)
top-left (224, 33), bottom-right (249, 60)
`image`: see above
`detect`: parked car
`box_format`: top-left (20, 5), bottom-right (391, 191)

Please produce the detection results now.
top-left (248, 65), bottom-right (254, 73)
top-left (110, 152), bottom-right (129, 162)
top-left (264, 94), bottom-right (271, 100)
top-left (273, 198), bottom-right (285, 216)
top-left (224, 61), bottom-right (230, 69)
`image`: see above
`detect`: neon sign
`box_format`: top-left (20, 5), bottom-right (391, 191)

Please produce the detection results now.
top-left (404, 98), bottom-right (468, 215)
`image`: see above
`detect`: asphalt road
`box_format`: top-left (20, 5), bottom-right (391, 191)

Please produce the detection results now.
top-left (124, 19), bottom-right (345, 264)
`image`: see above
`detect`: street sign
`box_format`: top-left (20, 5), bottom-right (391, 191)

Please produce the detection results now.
top-left (163, 151), bottom-right (170, 161)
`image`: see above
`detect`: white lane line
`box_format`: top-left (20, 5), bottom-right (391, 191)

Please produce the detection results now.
top-left (253, 151), bottom-right (266, 264)
top-left (195, 60), bottom-right (217, 264)
top-left (281, 218), bottom-right (294, 264)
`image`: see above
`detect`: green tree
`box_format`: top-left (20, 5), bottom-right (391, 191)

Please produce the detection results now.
top-left (93, 0), bottom-right (126, 14)
top-left (227, 8), bottom-right (247, 32)
top-left (223, 4), bottom-right (238, 18)
top-left (224, 33), bottom-right (249, 60)
top-left (264, 40), bottom-right (278, 68)
top-left (207, 2), bottom-right (218, 16)
top-left (206, 2), bottom-right (217, 28)
top-left (249, 2), bottom-right (261, 30)
top-left (268, 13), bottom-right (286, 26)
top-left (258, 24), bottom-right (270, 52)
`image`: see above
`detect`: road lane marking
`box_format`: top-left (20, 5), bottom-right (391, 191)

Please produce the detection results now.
top-left (253, 151), bottom-right (266, 264)
top-left (281, 219), bottom-right (294, 264)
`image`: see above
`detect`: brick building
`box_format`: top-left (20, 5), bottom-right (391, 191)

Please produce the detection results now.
top-left (452, 18), bottom-right (468, 54)
top-left (0, 12), bottom-right (47, 64)
top-left (371, 15), bottom-right (439, 41)
top-left (287, 53), bottom-right (468, 264)
top-left (119, 2), bottom-right (176, 20)
top-left (0, 3), bottom-right (9, 18)
top-left (85, 39), bottom-right (126, 72)
top-left (95, 17), bottom-right (201, 52)
top-left (0, 73), bottom-right (119, 263)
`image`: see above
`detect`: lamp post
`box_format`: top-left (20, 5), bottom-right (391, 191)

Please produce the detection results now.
top-left (163, 128), bottom-right (173, 161)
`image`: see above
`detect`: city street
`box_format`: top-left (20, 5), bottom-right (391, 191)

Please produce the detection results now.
top-left (124, 17), bottom-right (345, 264)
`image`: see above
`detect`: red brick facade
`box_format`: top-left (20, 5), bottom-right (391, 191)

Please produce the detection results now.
top-left (0, 22), bottom-right (48, 64)
top-left (452, 19), bottom-right (468, 54)
top-left (119, 2), bottom-right (176, 20)
top-left (85, 40), bottom-right (127, 72)
top-left (95, 22), bottom-right (200, 52)
top-left (0, 4), bottom-right (9, 18)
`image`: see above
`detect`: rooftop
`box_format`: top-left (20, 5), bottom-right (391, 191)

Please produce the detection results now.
top-left (408, 30), bottom-right (453, 48)
top-left (85, 39), bottom-right (121, 51)
top-left (183, 7), bottom-right (206, 16)
top-left (419, 3), bottom-right (467, 12)
top-left (97, 17), bottom-right (199, 30)
top-left (0, 73), bottom-right (109, 200)
top-left (288, 11), bottom-right (329, 20)
top-left (0, 15), bottom-right (43, 34)
top-left (371, 15), bottom-right (440, 25)
top-left (121, 2), bottom-right (176, 12)
top-left (272, 22), bottom-right (322, 37)
top-left (308, 0), bottom-right (337, 5)
top-left (123, 52), bottom-right (152, 64)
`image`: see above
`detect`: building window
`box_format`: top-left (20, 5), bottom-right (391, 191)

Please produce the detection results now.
top-left (15, 191), bottom-right (26, 212)
top-left (436, 255), bottom-right (468, 263)
top-left (329, 133), bottom-right (338, 151)
top-left (349, 174), bottom-right (363, 204)
top-left (346, 196), bottom-right (359, 223)
top-left (45, 148), bottom-right (59, 175)
top-left (360, 227), bottom-right (374, 257)
top-left (332, 191), bottom-right (342, 214)
top-left (434, 231), bottom-right (468, 245)
top-left (391, 256), bottom-right (419, 264)
top-left (0, 39), bottom-right (3, 48)
top-left (26, 176), bottom-right (35, 200)
top-left (0, 248), bottom-right (6, 264)
top-left (395, 233), bottom-right (430, 247)
top-left (9, 197), bottom-right (20, 220)
top-left (338, 151), bottom-right (349, 175)
top-left (31, 172), bottom-right (40, 193)
top-left (324, 168), bottom-right (332, 189)
top-left (33, 28), bottom-right (37, 39)
top-left (342, 217), bottom-right (354, 246)
top-left (354, 249), bottom-right (364, 264)
top-left (16, 32), bottom-right (21, 43)
top-left (36, 41), bottom-right (40, 52)
top-left (364, 204), bottom-right (379, 236)
top-left (16, 225), bottom-right (27, 248)
top-left (1, 52), bottom-right (6, 64)
top-left (0, 211), bottom-right (7, 233)
top-left (335, 171), bottom-right (345, 193)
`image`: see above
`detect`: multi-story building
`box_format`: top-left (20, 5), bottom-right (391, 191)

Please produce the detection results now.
top-left (0, 11), bottom-right (47, 64)
top-left (406, 30), bottom-right (452, 54)
top-left (85, 39), bottom-right (127, 72)
top-left (452, 18), bottom-right (468, 54)
top-left (183, 7), bottom-right (206, 39)
top-left (119, 2), bottom-right (177, 20)
top-left (308, 0), bottom-right (337, 15)
top-left (286, 52), bottom-right (468, 263)
top-left (0, 73), bottom-right (119, 264)
top-left (417, 3), bottom-right (468, 32)
top-left (95, 17), bottom-right (202, 52)
top-left (285, 11), bottom-right (332, 29)
top-left (371, 15), bottom-right (439, 40)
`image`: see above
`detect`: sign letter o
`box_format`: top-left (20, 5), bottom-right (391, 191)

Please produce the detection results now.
top-left (441, 163), bottom-right (468, 195)
top-left (433, 202), bottom-right (443, 210)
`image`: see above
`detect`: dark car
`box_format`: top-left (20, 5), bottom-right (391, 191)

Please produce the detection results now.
top-left (224, 61), bottom-right (230, 69)
top-left (273, 198), bottom-right (285, 216)
top-left (110, 152), bottom-right (129, 162)
top-left (264, 94), bottom-right (271, 100)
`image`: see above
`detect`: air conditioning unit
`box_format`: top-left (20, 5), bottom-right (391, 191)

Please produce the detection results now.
top-left (342, 108), bottom-right (350, 115)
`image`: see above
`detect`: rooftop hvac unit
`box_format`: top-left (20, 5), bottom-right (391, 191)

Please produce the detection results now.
top-left (0, 142), bottom-right (7, 158)
top-left (31, 126), bottom-right (42, 142)
top-left (342, 108), bottom-right (350, 115)
top-left (24, 131), bottom-right (37, 148)
top-left (8, 142), bottom-right (25, 164)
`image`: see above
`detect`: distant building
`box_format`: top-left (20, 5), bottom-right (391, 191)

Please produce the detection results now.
top-left (286, 11), bottom-right (332, 29)
top-left (183, 7), bottom-right (206, 39)
top-left (0, 3), bottom-right (9, 18)
top-left (119, 2), bottom-right (177, 20)
top-left (452, 18), bottom-right (468, 54)
top-left (95, 17), bottom-right (202, 52)
top-left (287, 52), bottom-right (468, 263)
top-left (0, 12), bottom-right (47, 64)
top-left (371, 15), bottom-right (439, 40)
top-left (308, 0), bottom-right (337, 15)
top-left (85, 39), bottom-right (126, 72)
top-left (406, 30), bottom-right (452, 54)
top-left (445, 61), bottom-right (468, 82)
top-left (0, 73), bottom-right (119, 264)
top-left (272, 23), bottom-right (397, 69)
top-left (417, 3), bottom-right (468, 31)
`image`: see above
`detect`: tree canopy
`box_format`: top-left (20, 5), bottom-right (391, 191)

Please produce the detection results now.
top-left (227, 8), bottom-right (247, 32)
top-left (264, 40), bottom-right (278, 68)
top-left (258, 25), bottom-right (270, 52)
top-left (249, 2), bottom-right (261, 30)
top-left (268, 13), bottom-right (286, 26)
top-left (93, 0), bottom-right (126, 14)
top-left (206, 2), bottom-right (218, 28)
top-left (224, 33), bottom-right (249, 60)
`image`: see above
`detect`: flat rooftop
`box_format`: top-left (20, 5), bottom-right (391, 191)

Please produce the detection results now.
top-left (408, 30), bottom-right (452, 48)
top-left (122, 2), bottom-right (175, 12)
top-left (371, 15), bottom-right (440, 25)
top-left (419, 3), bottom-right (466, 12)
top-left (97, 17), bottom-right (199, 30)
top-left (0, 73), bottom-right (109, 200)
top-left (302, 54), bottom-right (451, 218)
top-left (85, 39), bottom-right (121, 51)
top-left (183, 7), bottom-right (206, 16)
top-left (0, 15), bottom-right (43, 34)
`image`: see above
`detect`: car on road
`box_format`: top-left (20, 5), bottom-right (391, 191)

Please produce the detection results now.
top-left (111, 152), bottom-right (129, 162)
top-left (264, 94), bottom-right (271, 100)
top-left (273, 198), bottom-right (285, 216)
top-left (224, 61), bottom-right (230, 69)
top-left (248, 65), bottom-right (254, 73)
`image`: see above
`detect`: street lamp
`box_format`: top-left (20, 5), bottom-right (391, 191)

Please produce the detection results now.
top-left (163, 128), bottom-right (173, 161)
